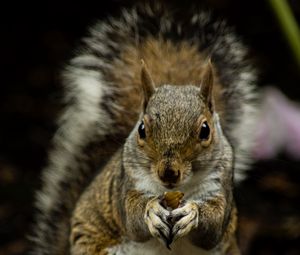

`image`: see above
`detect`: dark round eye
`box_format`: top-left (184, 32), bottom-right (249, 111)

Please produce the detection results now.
top-left (138, 121), bottom-right (146, 139)
top-left (199, 121), bottom-right (210, 140)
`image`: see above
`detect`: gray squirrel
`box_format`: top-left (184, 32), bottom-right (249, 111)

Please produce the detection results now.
top-left (31, 2), bottom-right (257, 255)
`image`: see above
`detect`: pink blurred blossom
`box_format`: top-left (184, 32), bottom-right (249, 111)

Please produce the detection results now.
top-left (253, 87), bottom-right (300, 160)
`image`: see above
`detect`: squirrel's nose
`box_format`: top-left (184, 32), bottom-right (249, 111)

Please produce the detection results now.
top-left (159, 167), bottom-right (180, 184)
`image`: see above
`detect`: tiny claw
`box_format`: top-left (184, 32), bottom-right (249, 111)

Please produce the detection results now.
top-left (157, 228), bottom-right (171, 250)
top-left (166, 242), bottom-right (171, 250)
top-left (162, 238), bottom-right (170, 250)
top-left (166, 233), bottom-right (174, 249)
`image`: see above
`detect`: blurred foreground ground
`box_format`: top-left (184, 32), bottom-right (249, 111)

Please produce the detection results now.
top-left (1, 0), bottom-right (300, 254)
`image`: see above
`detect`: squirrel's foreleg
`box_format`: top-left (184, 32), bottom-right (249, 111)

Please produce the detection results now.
top-left (123, 190), bottom-right (172, 246)
top-left (188, 195), bottom-right (231, 250)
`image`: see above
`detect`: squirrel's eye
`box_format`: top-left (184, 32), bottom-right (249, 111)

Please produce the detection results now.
top-left (199, 121), bottom-right (210, 140)
top-left (138, 121), bottom-right (146, 139)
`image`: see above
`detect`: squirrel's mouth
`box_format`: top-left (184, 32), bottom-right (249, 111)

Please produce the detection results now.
top-left (163, 183), bottom-right (177, 190)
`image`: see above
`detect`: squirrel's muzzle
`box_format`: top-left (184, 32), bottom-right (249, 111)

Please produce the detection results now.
top-left (158, 166), bottom-right (180, 185)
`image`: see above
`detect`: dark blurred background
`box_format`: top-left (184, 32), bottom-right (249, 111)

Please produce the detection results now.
top-left (0, 0), bottom-right (299, 254)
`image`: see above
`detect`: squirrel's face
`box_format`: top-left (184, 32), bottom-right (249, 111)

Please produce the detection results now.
top-left (131, 60), bottom-right (216, 189)
top-left (136, 85), bottom-right (216, 189)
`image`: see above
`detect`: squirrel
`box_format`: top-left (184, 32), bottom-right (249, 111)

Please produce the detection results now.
top-left (30, 2), bottom-right (257, 255)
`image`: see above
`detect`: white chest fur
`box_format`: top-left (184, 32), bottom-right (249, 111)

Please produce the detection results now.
top-left (106, 237), bottom-right (220, 255)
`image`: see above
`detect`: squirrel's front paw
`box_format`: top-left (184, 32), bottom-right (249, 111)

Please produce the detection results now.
top-left (171, 201), bottom-right (199, 242)
top-left (144, 197), bottom-right (172, 247)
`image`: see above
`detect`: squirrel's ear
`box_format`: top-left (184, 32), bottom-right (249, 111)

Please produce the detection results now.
top-left (200, 59), bottom-right (214, 112)
top-left (141, 59), bottom-right (155, 110)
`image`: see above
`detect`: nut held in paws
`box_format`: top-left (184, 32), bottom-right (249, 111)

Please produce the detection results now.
top-left (163, 191), bottom-right (184, 210)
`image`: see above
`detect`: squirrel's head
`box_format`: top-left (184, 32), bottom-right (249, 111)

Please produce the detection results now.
top-left (132, 60), bottom-right (219, 189)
